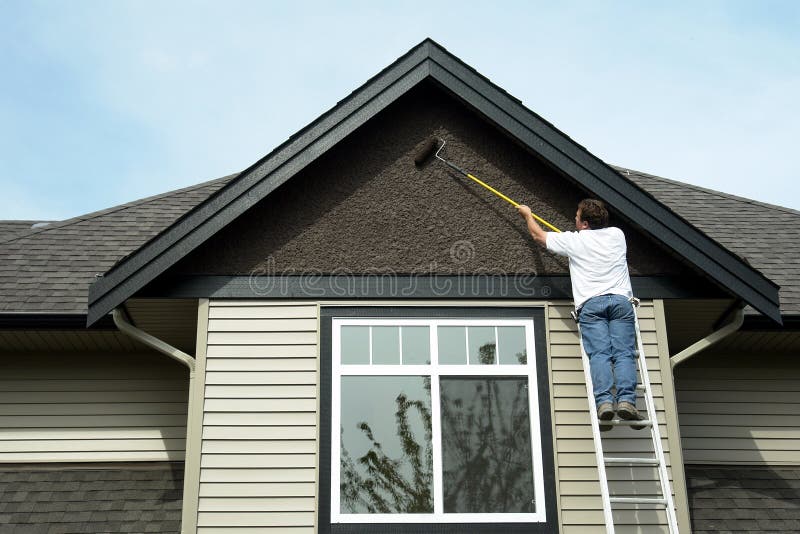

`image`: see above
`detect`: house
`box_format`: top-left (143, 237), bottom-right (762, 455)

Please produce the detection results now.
top-left (1, 39), bottom-right (798, 533)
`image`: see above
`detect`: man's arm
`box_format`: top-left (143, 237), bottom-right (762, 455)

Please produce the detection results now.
top-left (516, 205), bottom-right (548, 246)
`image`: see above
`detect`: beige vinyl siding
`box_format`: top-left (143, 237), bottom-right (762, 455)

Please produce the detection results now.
top-left (675, 354), bottom-right (800, 465)
top-left (549, 300), bottom-right (681, 534)
top-left (0, 351), bottom-right (188, 462)
top-left (197, 301), bottom-right (318, 533)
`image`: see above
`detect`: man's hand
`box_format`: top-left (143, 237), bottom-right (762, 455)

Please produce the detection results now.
top-left (517, 204), bottom-right (532, 219)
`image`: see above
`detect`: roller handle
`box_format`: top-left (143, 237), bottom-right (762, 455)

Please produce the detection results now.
top-left (441, 158), bottom-right (561, 233)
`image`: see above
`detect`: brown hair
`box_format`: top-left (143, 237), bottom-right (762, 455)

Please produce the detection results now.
top-left (578, 198), bottom-right (609, 229)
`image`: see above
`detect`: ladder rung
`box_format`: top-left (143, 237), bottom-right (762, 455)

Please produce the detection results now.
top-left (636, 384), bottom-right (646, 391)
top-left (610, 497), bottom-right (668, 505)
top-left (604, 456), bottom-right (660, 466)
top-left (606, 418), bottom-right (653, 427)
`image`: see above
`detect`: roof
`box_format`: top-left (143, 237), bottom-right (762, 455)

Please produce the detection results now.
top-left (0, 462), bottom-right (183, 532)
top-left (0, 175), bottom-right (234, 314)
top-left (0, 220), bottom-right (52, 241)
top-left (621, 168), bottom-right (800, 316)
top-left (83, 38), bottom-right (780, 324)
top-left (685, 464), bottom-right (800, 532)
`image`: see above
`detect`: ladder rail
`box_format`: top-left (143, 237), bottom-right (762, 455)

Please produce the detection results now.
top-left (631, 302), bottom-right (680, 533)
top-left (575, 310), bottom-right (616, 533)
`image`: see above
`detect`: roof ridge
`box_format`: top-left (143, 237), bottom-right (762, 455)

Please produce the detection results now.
top-left (0, 173), bottom-right (238, 245)
top-left (614, 165), bottom-right (800, 217)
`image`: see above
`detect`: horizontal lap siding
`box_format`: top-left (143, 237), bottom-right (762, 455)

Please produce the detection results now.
top-left (676, 361), bottom-right (800, 465)
top-left (198, 302), bottom-right (318, 533)
top-left (549, 301), bottom-right (678, 533)
top-left (0, 352), bottom-right (188, 462)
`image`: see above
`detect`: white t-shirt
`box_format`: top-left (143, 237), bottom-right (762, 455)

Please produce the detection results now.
top-left (546, 227), bottom-right (633, 310)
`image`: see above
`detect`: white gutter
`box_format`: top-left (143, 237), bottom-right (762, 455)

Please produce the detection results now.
top-left (112, 307), bottom-right (200, 534)
top-left (670, 307), bottom-right (744, 368)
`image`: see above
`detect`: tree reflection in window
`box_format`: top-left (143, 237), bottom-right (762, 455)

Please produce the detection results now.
top-left (340, 376), bottom-right (433, 514)
top-left (440, 373), bottom-right (535, 513)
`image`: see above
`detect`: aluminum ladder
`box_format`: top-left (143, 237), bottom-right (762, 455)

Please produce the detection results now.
top-left (572, 297), bottom-right (679, 534)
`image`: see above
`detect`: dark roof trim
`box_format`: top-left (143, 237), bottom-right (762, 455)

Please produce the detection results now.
top-left (0, 313), bottom-right (115, 330)
top-left (137, 274), bottom-right (726, 301)
top-left (86, 38), bottom-right (781, 325)
top-left (741, 315), bottom-right (800, 331)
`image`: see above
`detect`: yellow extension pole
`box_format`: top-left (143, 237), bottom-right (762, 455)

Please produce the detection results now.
top-left (463, 171), bottom-right (562, 233)
top-left (431, 138), bottom-right (562, 233)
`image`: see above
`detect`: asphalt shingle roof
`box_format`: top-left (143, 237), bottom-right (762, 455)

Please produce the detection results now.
top-left (0, 167), bottom-right (797, 316)
top-left (686, 464), bottom-right (800, 533)
top-left (0, 221), bottom-right (52, 241)
top-left (0, 462), bottom-right (183, 533)
top-left (620, 167), bottom-right (800, 316)
top-left (0, 175), bottom-right (234, 314)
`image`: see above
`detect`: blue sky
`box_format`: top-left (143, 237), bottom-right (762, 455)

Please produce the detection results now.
top-left (1, 0), bottom-right (798, 220)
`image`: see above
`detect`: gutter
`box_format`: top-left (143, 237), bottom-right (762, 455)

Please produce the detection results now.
top-left (112, 307), bottom-right (200, 534)
top-left (670, 306), bottom-right (745, 368)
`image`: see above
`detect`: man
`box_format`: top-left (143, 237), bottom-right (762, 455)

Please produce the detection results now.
top-left (517, 199), bottom-right (644, 430)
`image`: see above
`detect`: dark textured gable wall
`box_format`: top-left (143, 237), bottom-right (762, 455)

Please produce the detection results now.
top-left (174, 82), bottom-right (688, 277)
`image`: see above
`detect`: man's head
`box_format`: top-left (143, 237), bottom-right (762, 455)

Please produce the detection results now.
top-left (575, 198), bottom-right (609, 230)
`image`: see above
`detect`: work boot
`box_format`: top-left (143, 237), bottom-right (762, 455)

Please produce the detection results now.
top-left (617, 401), bottom-right (646, 430)
top-left (597, 402), bottom-right (614, 432)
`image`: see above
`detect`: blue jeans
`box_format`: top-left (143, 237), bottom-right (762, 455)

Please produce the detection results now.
top-left (578, 294), bottom-right (637, 407)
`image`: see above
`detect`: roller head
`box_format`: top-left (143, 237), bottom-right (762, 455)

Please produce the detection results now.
top-left (414, 138), bottom-right (441, 168)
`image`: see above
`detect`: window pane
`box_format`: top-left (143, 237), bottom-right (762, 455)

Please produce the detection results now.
top-left (372, 326), bottom-right (400, 365)
top-left (438, 326), bottom-right (466, 365)
top-left (468, 326), bottom-right (496, 365)
top-left (498, 326), bottom-right (527, 364)
top-left (340, 376), bottom-right (433, 514)
top-left (440, 377), bottom-right (535, 513)
top-left (402, 326), bottom-right (430, 365)
top-left (341, 326), bottom-right (369, 365)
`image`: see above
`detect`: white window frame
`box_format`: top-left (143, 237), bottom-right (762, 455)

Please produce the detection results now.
top-left (331, 317), bottom-right (547, 524)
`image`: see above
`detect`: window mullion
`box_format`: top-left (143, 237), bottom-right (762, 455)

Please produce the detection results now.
top-left (464, 326), bottom-right (470, 365)
top-left (398, 325), bottom-right (403, 364)
top-left (494, 325), bottom-right (499, 365)
top-left (368, 325), bottom-right (373, 364)
top-left (430, 347), bottom-right (444, 516)
top-left (430, 323), bottom-right (443, 516)
top-left (431, 321), bottom-right (438, 366)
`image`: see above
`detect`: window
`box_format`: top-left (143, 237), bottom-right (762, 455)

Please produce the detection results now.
top-left (321, 308), bottom-right (556, 533)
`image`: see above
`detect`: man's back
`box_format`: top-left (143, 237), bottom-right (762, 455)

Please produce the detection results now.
top-left (546, 227), bottom-right (632, 309)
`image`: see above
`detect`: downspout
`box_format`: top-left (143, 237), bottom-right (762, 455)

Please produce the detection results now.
top-left (112, 307), bottom-right (199, 533)
top-left (113, 308), bottom-right (196, 371)
top-left (670, 306), bottom-right (745, 368)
